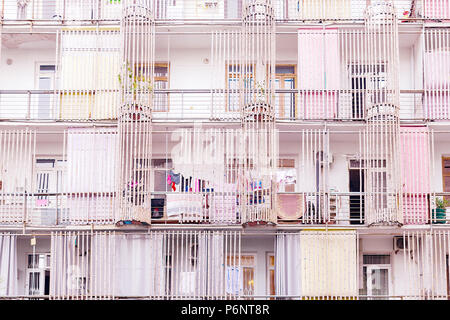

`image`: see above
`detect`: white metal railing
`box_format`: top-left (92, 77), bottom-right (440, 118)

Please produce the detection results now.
top-left (48, 230), bottom-right (242, 300)
top-left (2, 0), bottom-right (441, 22)
top-left (424, 28), bottom-right (450, 121)
top-left (403, 230), bottom-right (450, 300)
top-left (3, 230), bottom-right (450, 300)
top-left (0, 89), bottom-right (429, 121)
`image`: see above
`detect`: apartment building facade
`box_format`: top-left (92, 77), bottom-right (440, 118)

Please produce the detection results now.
top-left (0, 0), bottom-right (449, 300)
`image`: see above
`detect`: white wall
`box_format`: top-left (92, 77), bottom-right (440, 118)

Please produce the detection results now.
top-left (0, 47), bottom-right (56, 90)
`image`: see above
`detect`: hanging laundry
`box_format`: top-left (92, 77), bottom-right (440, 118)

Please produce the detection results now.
top-left (169, 170), bottom-right (181, 185)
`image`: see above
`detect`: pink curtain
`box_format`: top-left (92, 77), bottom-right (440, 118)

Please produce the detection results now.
top-left (400, 127), bottom-right (431, 224)
top-left (424, 0), bottom-right (450, 19)
top-left (298, 28), bottom-right (339, 119)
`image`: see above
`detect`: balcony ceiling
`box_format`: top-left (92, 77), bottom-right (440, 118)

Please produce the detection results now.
top-left (1, 33), bottom-right (56, 49)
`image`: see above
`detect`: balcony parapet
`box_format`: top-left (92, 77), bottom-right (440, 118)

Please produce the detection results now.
top-left (0, 191), bottom-right (448, 227)
top-left (0, 89), bottom-right (434, 122)
top-left (1, 0), bottom-right (447, 25)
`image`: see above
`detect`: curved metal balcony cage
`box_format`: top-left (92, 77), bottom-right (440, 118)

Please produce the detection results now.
top-left (365, 0), bottom-right (400, 119)
top-left (239, 0), bottom-right (277, 226)
top-left (363, 0), bottom-right (402, 227)
top-left (117, 0), bottom-right (155, 224)
top-left (240, 0), bottom-right (276, 123)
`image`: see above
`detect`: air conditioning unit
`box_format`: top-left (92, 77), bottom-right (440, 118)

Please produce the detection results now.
top-left (316, 151), bottom-right (334, 166)
top-left (393, 236), bottom-right (409, 251)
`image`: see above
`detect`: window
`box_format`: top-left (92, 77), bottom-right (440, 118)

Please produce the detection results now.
top-left (227, 64), bottom-right (296, 115)
top-left (224, 0), bottom-right (242, 19)
top-left (26, 253), bottom-right (51, 297)
top-left (442, 157), bottom-right (450, 204)
top-left (151, 158), bottom-right (173, 192)
top-left (154, 63), bottom-right (170, 112)
top-left (277, 158), bottom-right (296, 192)
top-left (226, 64), bottom-right (254, 112)
top-left (35, 159), bottom-right (65, 194)
top-left (274, 65), bottom-right (296, 119)
top-left (34, 159), bottom-right (65, 225)
top-left (349, 64), bottom-right (386, 118)
top-left (267, 253), bottom-right (275, 299)
top-left (360, 254), bottom-right (391, 300)
top-left (361, 159), bottom-right (389, 211)
top-left (227, 254), bottom-right (255, 299)
top-left (36, 0), bottom-right (57, 19)
top-left (447, 254), bottom-right (450, 300)
top-left (37, 64), bottom-right (55, 119)
top-left (126, 158), bottom-right (151, 206)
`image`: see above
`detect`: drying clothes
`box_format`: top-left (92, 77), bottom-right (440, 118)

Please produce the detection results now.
top-left (17, 0), bottom-right (29, 19)
top-left (169, 170), bottom-right (181, 185)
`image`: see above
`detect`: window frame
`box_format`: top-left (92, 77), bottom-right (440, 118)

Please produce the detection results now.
top-left (25, 252), bottom-right (51, 297)
top-left (226, 253), bottom-right (256, 298)
top-left (225, 63), bottom-right (254, 112)
top-left (274, 64), bottom-right (297, 119)
top-left (442, 157), bottom-right (450, 204)
top-left (266, 252), bottom-right (275, 299)
top-left (226, 64), bottom-right (298, 117)
top-left (360, 253), bottom-right (393, 300)
top-left (153, 62), bottom-right (170, 112)
top-left (35, 62), bottom-right (56, 119)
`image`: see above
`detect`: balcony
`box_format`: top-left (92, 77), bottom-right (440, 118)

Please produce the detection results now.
top-left (1, 0), bottom-right (442, 24)
top-left (0, 125), bottom-right (448, 227)
top-left (0, 89), bottom-right (437, 121)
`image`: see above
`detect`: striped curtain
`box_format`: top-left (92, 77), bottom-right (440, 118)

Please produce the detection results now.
top-left (299, 230), bottom-right (357, 299)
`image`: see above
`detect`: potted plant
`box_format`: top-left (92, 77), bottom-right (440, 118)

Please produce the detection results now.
top-left (242, 80), bottom-right (274, 122)
top-left (118, 62), bottom-right (153, 120)
top-left (432, 197), bottom-right (449, 224)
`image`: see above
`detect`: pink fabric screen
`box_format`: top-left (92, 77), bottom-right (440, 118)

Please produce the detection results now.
top-left (424, 0), bottom-right (450, 19)
top-left (400, 127), bottom-right (431, 224)
top-left (276, 194), bottom-right (304, 220)
top-left (424, 50), bottom-right (450, 119)
top-left (298, 28), bottom-right (339, 119)
top-left (298, 91), bottom-right (337, 119)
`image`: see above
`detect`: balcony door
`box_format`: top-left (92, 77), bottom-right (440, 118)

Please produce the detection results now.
top-left (349, 163), bottom-right (365, 225)
top-left (37, 64), bottom-right (55, 120)
top-left (361, 254), bottom-right (392, 300)
top-left (274, 65), bottom-right (296, 119)
top-left (366, 266), bottom-right (390, 300)
top-left (26, 253), bottom-right (51, 298)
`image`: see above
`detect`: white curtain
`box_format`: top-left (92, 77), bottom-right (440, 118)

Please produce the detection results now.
top-left (51, 231), bottom-right (116, 299)
top-left (59, 30), bottom-right (120, 120)
top-left (114, 234), bottom-right (165, 298)
top-left (50, 232), bottom-right (91, 299)
top-left (0, 130), bottom-right (35, 223)
top-left (275, 233), bottom-right (301, 298)
top-left (65, 128), bottom-right (117, 224)
top-left (168, 231), bottom-right (234, 299)
top-left (90, 232), bottom-right (115, 298)
top-left (0, 233), bottom-right (17, 296)
top-left (206, 232), bottom-right (226, 298)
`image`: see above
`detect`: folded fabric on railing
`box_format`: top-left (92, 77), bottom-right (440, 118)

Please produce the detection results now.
top-left (166, 193), bottom-right (203, 221)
